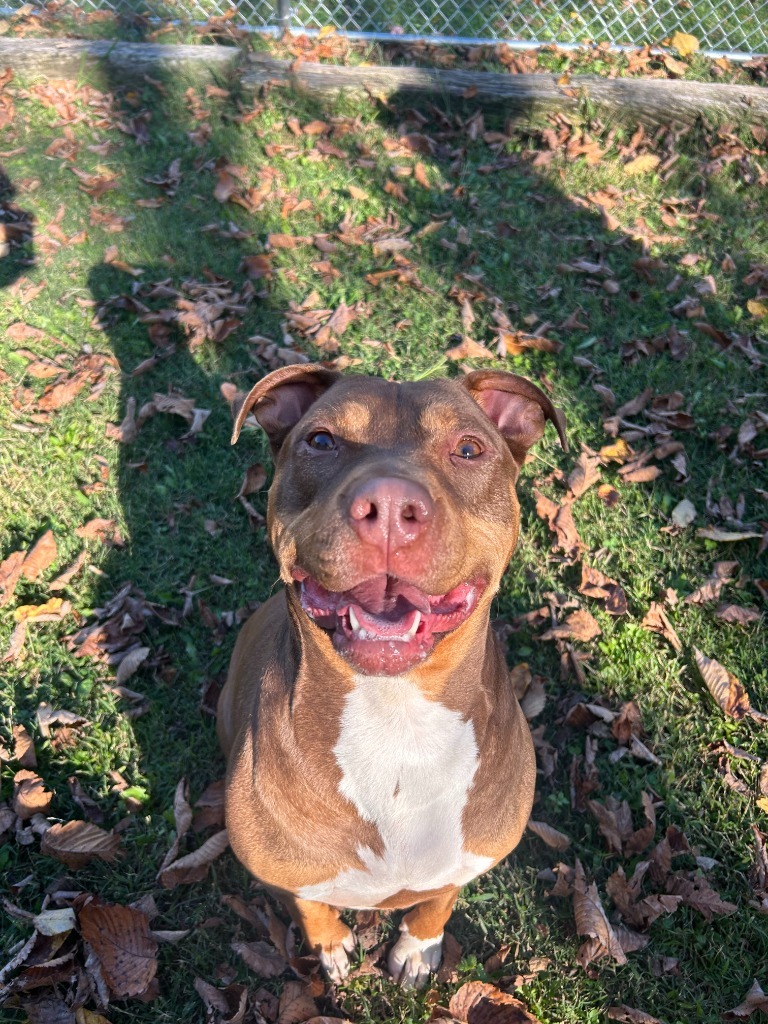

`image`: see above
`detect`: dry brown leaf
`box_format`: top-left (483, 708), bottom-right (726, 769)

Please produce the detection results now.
top-left (696, 527), bottom-right (761, 542)
top-left (231, 939), bottom-right (287, 978)
top-left (40, 820), bottom-right (122, 868)
top-left (115, 646), bottom-right (150, 686)
top-left (195, 978), bottom-right (248, 1021)
top-left (3, 621), bottom-right (27, 663)
top-left (445, 336), bottom-right (494, 360)
top-left (607, 1007), bottom-right (664, 1023)
top-left (723, 980), bottom-right (768, 1019)
top-left (527, 818), bottom-right (571, 851)
top-left (573, 859), bottom-right (627, 967)
top-left (640, 602), bottom-right (682, 652)
top-left (78, 897), bottom-right (158, 998)
top-left (693, 649), bottom-right (756, 721)
top-left (348, 185), bottom-right (368, 201)
top-left (49, 550), bottom-right (88, 592)
top-left (75, 518), bottom-right (123, 545)
top-left (567, 450), bottom-right (601, 499)
top-left (533, 491), bottom-right (584, 562)
top-left (158, 828), bottom-right (229, 888)
top-left (0, 549), bottom-right (25, 607)
top-left (666, 872), bottom-right (737, 921)
top-left (278, 980), bottom-right (318, 1024)
top-left (21, 530), bottom-right (57, 581)
top-left (715, 603), bottom-right (761, 625)
top-left (624, 154), bottom-right (661, 176)
top-left (13, 769), bottom-right (53, 819)
top-left (619, 463), bottom-right (662, 484)
top-left (448, 979), bottom-right (542, 1022)
top-left (12, 724), bottom-right (36, 768)
top-left (540, 608), bottom-right (601, 643)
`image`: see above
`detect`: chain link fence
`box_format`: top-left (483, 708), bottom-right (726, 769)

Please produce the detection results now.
top-left (18, 0), bottom-right (768, 58)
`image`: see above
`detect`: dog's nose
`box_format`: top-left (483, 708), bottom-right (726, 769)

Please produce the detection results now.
top-left (348, 477), bottom-right (433, 553)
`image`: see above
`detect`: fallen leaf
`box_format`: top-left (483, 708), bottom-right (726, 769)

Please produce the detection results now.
top-left (21, 530), bottom-right (57, 580)
top-left (640, 602), bottom-right (682, 653)
top-left (540, 608), bottom-right (601, 642)
top-left (113, 646), bottom-right (150, 687)
top-left (77, 896), bottom-right (158, 998)
top-left (723, 980), bottom-right (768, 1018)
top-left (0, 550), bottom-right (26, 607)
top-left (670, 30), bottom-right (699, 56)
top-left (528, 819), bottom-right (571, 850)
top-left (445, 336), bottom-right (494, 360)
top-left (694, 648), bottom-right (757, 721)
top-left (624, 154), bottom-right (660, 176)
top-left (449, 979), bottom-right (542, 1022)
top-left (41, 820), bottom-right (122, 868)
top-left (697, 527), bottom-right (762, 542)
top-left (671, 499), bottom-right (696, 527)
top-left (347, 185), bottom-right (368, 201)
top-left (13, 769), bottom-right (53, 819)
top-left (715, 603), bottom-right (761, 625)
top-left (14, 597), bottom-right (68, 622)
top-left (607, 1007), bottom-right (664, 1023)
top-left (231, 939), bottom-right (287, 978)
top-left (666, 872), bottom-right (737, 921)
top-left (158, 828), bottom-right (230, 888)
top-left (573, 859), bottom-right (627, 967)
top-left (278, 980), bottom-right (318, 1024)
top-left (11, 724), bottom-right (36, 767)
top-left (567, 450), bottom-right (601, 499)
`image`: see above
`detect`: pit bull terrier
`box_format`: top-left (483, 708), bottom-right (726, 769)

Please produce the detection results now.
top-left (217, 364), bottom-right (566, 988)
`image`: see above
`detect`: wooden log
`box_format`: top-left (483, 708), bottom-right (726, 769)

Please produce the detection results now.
top-left (0, 38), bottom-right (240, 81)
top-left (244, 54), bottom-right (768, 127)
top-left (0, 39), bottom-right (764, 128)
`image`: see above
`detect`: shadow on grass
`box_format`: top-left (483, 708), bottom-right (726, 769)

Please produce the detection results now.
top-left (0, 169), bottom-right (34, 290)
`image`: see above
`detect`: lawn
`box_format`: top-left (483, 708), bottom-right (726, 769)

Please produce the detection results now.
top-left (0, 42), bottom-right (767, 1024)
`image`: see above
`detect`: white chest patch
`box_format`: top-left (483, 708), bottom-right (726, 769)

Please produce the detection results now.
top-left (298, 675), bottom-right (493, 909)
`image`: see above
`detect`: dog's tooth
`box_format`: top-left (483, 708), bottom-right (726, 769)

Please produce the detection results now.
top-left (403, 611), bottom-right (421, 641)
top-left (349, 606), bottom-right (361, 633)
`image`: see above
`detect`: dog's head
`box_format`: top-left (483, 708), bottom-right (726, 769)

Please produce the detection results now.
top-left (231, 365), bottom-right (566, 676)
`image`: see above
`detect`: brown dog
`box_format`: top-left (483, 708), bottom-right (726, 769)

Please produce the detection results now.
top-left (217, 364), bottom-right (566, 987)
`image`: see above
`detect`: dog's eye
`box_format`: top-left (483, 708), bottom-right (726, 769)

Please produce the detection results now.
top-left (307, 430), bottom-right (337, 452)
top-left (453, 438), bottom-right (483, 460)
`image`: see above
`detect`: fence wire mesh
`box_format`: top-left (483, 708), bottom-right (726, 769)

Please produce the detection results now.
top-left (18, 0), bottom-right (768, 57)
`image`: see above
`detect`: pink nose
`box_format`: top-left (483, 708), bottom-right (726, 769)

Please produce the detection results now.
top-left (348, 477), bottom-right (433, 554)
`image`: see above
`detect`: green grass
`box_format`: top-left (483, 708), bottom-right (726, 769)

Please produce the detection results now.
top-left (0, 56), bottom-right (767, 1024)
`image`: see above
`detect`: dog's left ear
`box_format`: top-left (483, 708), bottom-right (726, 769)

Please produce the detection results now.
top-left (229, 363), bottom-right (342, 449)
top-left (460, 370), bottom-right (568, 464)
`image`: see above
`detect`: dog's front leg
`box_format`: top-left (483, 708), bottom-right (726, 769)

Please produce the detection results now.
top-left (280, 893), bottom-right (357, 984)
top-left (388, 887), bottom-right (460, 989)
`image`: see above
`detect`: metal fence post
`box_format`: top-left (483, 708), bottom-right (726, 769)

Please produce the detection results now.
top-left (274, 0), bottom-right (291, 32)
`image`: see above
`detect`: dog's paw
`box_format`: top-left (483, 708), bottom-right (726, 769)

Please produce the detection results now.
top-left (319, 926), bottom-right (357, 984)
top-left (388, 925), bottom-right (443, 989)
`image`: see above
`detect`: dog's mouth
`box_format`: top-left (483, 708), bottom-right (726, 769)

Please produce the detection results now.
top-left (294, 571), bottom-right (485, 675)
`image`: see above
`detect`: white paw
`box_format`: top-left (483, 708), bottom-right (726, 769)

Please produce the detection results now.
top-left (388, 924), bottom-right (443, 989)
top-left (319, 927), bottom-right (357, 984)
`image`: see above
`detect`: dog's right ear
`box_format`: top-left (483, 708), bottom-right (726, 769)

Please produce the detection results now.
top-left (229, 364), bottom-right (342, 450)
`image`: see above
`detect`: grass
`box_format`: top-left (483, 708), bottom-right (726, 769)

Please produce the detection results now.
top-left (0, 50), bottom-right (767, 1024)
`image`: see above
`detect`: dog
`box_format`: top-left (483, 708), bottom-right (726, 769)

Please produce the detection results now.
top-left (217, 363), bottom-right (566, 987)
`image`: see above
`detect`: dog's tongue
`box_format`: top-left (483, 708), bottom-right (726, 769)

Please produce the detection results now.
top-left (343, 577), bottom-right (431, 617)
